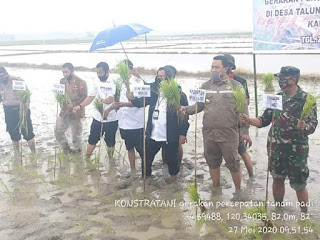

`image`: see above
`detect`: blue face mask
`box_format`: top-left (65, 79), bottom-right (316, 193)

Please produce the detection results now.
top-left (210, 72), bottom-right (221, 83)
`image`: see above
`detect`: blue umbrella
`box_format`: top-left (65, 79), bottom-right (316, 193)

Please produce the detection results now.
top-left (89, 23), bottom-right (153, 58)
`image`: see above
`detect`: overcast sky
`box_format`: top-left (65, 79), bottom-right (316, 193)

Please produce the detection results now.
top-left (1, 0), bottom-right (253, 35)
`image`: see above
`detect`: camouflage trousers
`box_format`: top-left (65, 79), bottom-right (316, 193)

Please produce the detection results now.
top-left (269, 143), bottom-right (309, 191)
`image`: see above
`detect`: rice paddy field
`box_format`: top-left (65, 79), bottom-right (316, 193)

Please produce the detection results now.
top-left (0, 34), bottom-right (320, 239)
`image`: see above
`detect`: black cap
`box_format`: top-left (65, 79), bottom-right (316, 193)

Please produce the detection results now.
top-left (223, 54), bottom-right (236, 70)
top-left (275, 66), bottom-right (300, 77)
top-left (0, 66), bottom-right (7, 75)
top-left (122, 59), bottom-right (133, 69)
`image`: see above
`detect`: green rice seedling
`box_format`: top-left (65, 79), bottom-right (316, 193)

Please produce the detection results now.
top-left (90, 216), bottom-right (116, 234)
top-left (261, 73), bottom-right (275, 92)
top-left (28, 169), bottom-right (47, 183)
top-left (0, 178), bottom-right (13, 198)
top-left (55, 93), bottom-right (71, 106)
top-left (17, 88), bottom-right (32, 135)
top-left (301, 94), bottom-right (318, 120)
top-left (160, 78), bottom-right (188, 123)
top-left (246, 205), bottom-right (273, 227)
top-left (93, 98), bottom-right (104, 116)
top-left (187, 182), bottom-right (200, 203)
top-left (86, 155), bottom-right (99, 171)
top-left (196, 216), bottom-right (206, 226)
top-left (50, 175), bottom-right (70, 188)
top-left (117, 61), bottom-right (130, 92)
top-left (230, 84), bottom-right (246, 113)
top-left (114, 79), bottom-right (122, 102)
top-left (186, 182), bottom-right (206, 212)
top-left (159, 78), bottom-right (181, 112)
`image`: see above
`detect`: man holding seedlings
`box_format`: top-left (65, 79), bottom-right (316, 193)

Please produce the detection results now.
top-left (0, 67), bottom-right (35, 154)
top-left (223, 54), bottom-right (253, 177)
top-left (55, 63), bottom-right (87, 153)
top-left (241, 66), bottom-right (318, 212)
top-left (130, 65), bottom-right (189, 180)
top-left (73, 62), bottom-right (118, 160)
top-left (182, 55), bottom-right (247, 190)
top-left (105, 60), bottom-right (145, 171)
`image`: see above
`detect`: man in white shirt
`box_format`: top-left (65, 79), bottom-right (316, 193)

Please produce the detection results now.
top-left (73, 62), bottom-right (118, 159)
top-left (118, 60), bottom-right (145, 170)
top-left (105, 60), bottom-right (145, 171)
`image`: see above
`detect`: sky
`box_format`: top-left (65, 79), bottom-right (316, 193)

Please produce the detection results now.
top-left (1, 0), bottom-right (253, 36)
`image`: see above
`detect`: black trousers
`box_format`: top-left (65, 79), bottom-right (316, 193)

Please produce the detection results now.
top-left (4, 105), bottom-right (35, 141)
top-left (145, 139), bottom-right (179, 176)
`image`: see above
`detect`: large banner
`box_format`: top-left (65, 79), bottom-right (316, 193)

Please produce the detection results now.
top-left (253, 0), bottom-right (320, 53)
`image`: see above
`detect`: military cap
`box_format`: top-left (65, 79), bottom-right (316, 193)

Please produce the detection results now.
top-left (275, 66), bottom-right (300, 77)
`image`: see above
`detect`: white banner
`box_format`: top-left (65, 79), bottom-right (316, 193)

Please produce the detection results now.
top-left (189, 89), bottom-right (206, 103)
top-left (12, 80), bottom-right (26, 91)
top-left (134, 86), bottom-right (150, 98)
top-left (253, 0), bottom-right (320, 53)
top-left (52, 84), bottom-right (65, 95)
top-left (262, 94), bottom-right (283, 111)
top-left (99, 84), bottom-right (115, 97)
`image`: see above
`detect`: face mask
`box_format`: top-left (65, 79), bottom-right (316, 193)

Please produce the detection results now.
top-left (210, 72), bottom-right (221, 83)
top-left (0, 73), bottom-right (8, 84)
top-left (279, 77), bottom-right (292, 90)
top-left (155, 77), bottom-right (164, 83)
top-left (98, 74), bottom-right (108, 82)
top-left (67, 75), bottom-right (72, 81)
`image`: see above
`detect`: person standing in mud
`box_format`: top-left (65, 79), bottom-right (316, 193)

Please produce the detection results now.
top-left (223, 54), bottom-right (253, 177)
top-left (181, 55), bottom-right (248, 190)
top-left (73, 62), bottom-right (118, 160)
top-left (240, 66), bottom-right (318, 212)
top-left (0, 67), bottom-right (36, 154)
top-left (55, 63), bottom-right (87, 153)
top-left (105, 60), bottom-right (145, 171)
top-left (128, 65), bottom-right (189, 180)
top-left (161, 65), bottom-right (187, 167)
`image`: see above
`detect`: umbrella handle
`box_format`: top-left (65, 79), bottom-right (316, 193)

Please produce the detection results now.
top-left (119, 42), bottom-right (129, 60)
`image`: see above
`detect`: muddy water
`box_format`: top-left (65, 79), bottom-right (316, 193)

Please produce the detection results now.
top-left (0, 68), bottom-right (319, 240)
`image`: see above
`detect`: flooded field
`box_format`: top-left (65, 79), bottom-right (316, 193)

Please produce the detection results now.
top-left (0, 65), bottom-right (319, 239)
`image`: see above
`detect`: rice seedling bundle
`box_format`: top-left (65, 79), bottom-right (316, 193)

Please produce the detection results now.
top-left (159, 78), bottom-right (181, 112)
top-left (55, 94), bottom-right (71, 106)
top-left (261, 73), bottom-right (275, 92)
top-left (114, 80), bottom-right (122, 102)
top-left (187, 182), bottom-right (206, 212)
top-left (231, 84), bottom-right (246, 113)
top-left (17, 89), bottom-right (31, 135)
top-left (117, 61), bottom-right (130, 92)
top-left (94, 98), bottom-right (104, 116)
top-left (301, 93), bottom-right (318, 120)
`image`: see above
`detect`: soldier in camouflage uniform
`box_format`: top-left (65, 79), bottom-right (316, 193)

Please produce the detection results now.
top-left (241, 66), bottom-right (318, 212)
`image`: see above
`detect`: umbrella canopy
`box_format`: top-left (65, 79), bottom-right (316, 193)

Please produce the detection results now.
top-left (89, 23), bottom-right (153, 52)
